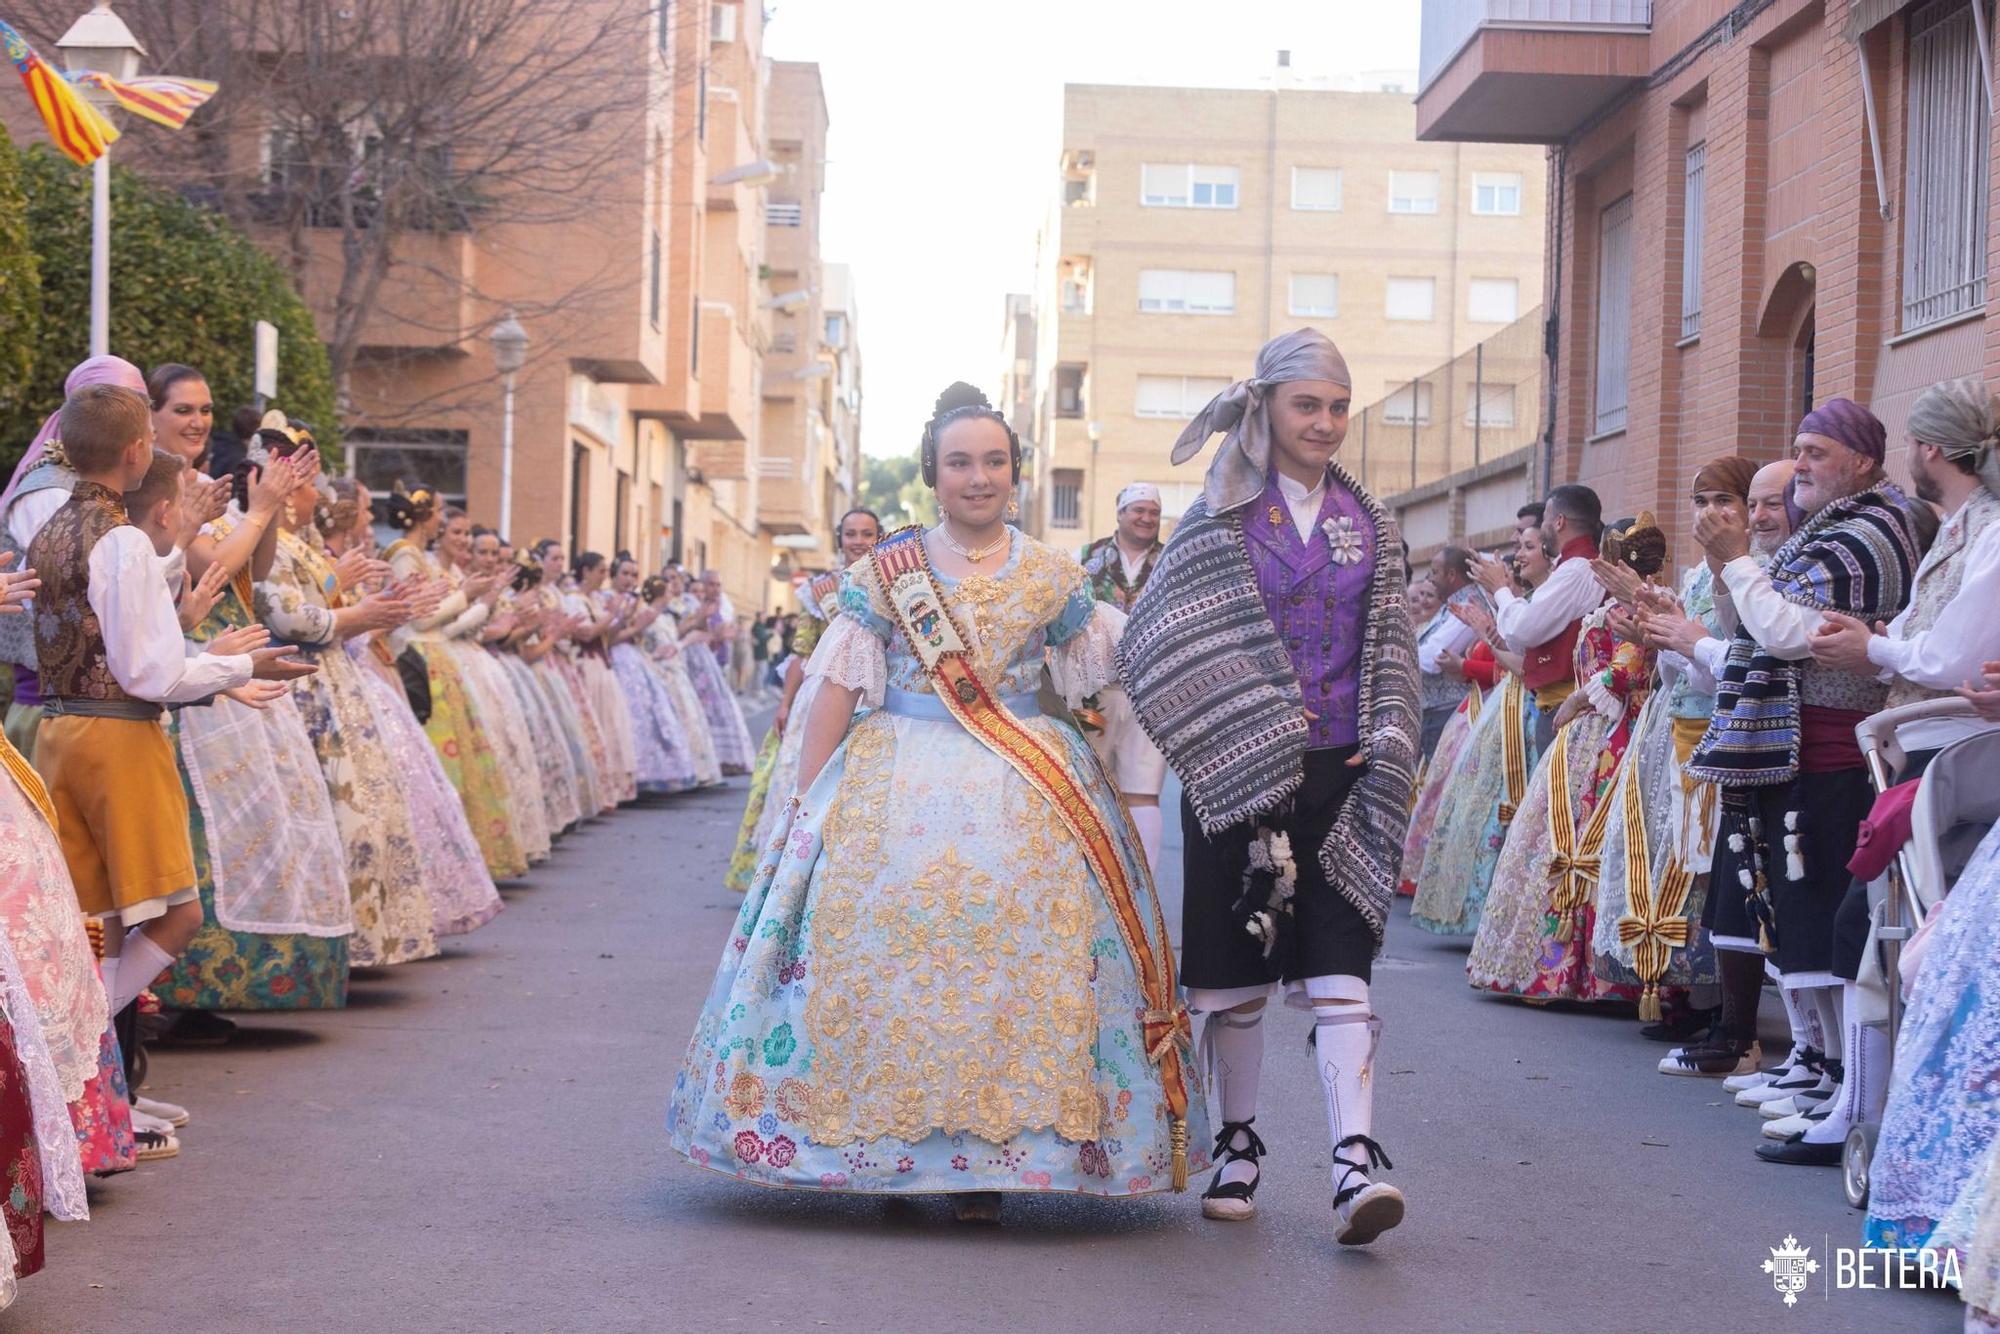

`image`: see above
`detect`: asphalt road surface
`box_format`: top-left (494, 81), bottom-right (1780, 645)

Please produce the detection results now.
top-left (8, 715), bottom-right (1964, 1333)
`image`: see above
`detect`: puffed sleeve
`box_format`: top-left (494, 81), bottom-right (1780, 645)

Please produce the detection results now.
top-left (254, 549), bottom-right (338, 647)
top-left (805, 614), bottom-right (886, 706)
top-left (835, 562), bottom-right (895, 642)
top-left (1584, 639), bottom-right (1647, 721)
top-left (1047, 601), bottom-right (1126, 707)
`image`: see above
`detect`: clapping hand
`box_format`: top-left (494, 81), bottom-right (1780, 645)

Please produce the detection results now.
top-left (0, 552), bottom-right (40, 615)
top-left (1605, 603), bottom-right (1644, 646)
top-left (1589, 558), bottom-right (1645, 608)
top-left (1436, 647), bottom-right (1467, 681)
top-left (221, 680), bottom-right (290, 710)
top-left (1467, 551), bottom-right (1511, 595)
top-left (332, 547), bottom-right (389, 595)
top-left (249, 645), bottom-right (317, 681)
top-left (177, 475), bottom-right (232, 548)
top-left (177, 560), bottom-right (232, 632)
top-left (1809, 611), bottom-right (1883, 675)
top-left (1956, 659), bottom-right (2000, 722)
top-left (208, 624), bottom-right (271, 657)
top-left (1641, 608), bottom-right (1707, 657)
top-left (1693, 505), bottom-right (1751, 564)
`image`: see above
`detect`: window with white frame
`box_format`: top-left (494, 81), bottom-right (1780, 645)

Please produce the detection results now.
top-left (1138, 268), bottom-right (1236, 314)
top-left (1291, 167), bottom-right (1341, 211)
top-left (1135, 374), bottom-right (1229, 419)
top-left (1288, 274), bottom-right (1339, 317)
top-left (1385, 276), bottom-right (1436, 321)
top-left (1471, 171), bottom-right (1523, 216)
top-left (1682, 142), bottom-right (1706, 339)
top-left (1901, 0), bottom-right (1991, 331)
top-left (710, 2), bottom-right (738, 42)
top-left (1055, 363), bottom-right (1086, 418)
top-left (1051, 470), bottom-right (1083, 529)
top-left (1467, 277), bottom-right (1519, 324)
top-left (1382, 381), bottom-right (1434, 426)
top-left (1464, 384), bottom-right (1516, 428)
top-left (1595, 194), bottom-right (1634, 435)
top-left (1388, 170), bottom-right (1439, 214)
top-left (1140, 163), bottom-right (1239, 209)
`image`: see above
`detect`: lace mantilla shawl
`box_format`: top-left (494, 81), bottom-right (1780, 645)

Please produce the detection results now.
top-left (1118, 460), bottom-right (1420, 947)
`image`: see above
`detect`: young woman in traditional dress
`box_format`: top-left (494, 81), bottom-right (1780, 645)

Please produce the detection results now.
top-left (726, 508), bottom-right (883, 892)
top-left (145, 383), bottom-right (354, 1020)
top-left (473, 529), bottom-right (585, 835)
top-left (1466, 517), bottom-right (1667, 1002)
top-left (1410, 532), bottom-right (1546, 934)
top-left (519, 542), bottom-right (609, 818)
top-left (384, 491), bottom-right (530, 879)
top-left (562, 553), bottom-right (639, 805)
top-left (435, 510), bottom-right (552, 863)
top-left (670, 383), bottom-right (1202, 1219)
top-left (252, 432), bottom-right (442, 966)
top-left (318, 482), bottom-right (502, 939)
top-left (637, 575), bottom-right (723, 789)
top-left (601, 555), bottom-right (699, 795)
top-left (665, 568), bottom-right (756, 775)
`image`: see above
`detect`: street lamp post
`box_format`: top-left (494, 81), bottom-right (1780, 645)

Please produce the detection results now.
top-left (489, 311), bottom-right (529, 538)
top-left (56, 2), bottom-right (146, 360)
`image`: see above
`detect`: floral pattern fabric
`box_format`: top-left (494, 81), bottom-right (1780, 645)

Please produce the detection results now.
top-left (67, 1021), bottom-right (133, 1177)
top-left (1865, 818), bottom-right (2000, 1257)
top-left (669, 532), bottom-right (1208, 1195)
top-left (670, 595), bottom-right (755, 775)
top-left (1411, 677), bottom-right (1530, 935)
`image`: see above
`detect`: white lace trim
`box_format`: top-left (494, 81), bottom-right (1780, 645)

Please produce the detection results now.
top-left (806, 615), bottom-right (886, 707)
top-left (1046, 603), bottom-right (1126, 708)
top-left (0, 934), bottom-right (87, 1222)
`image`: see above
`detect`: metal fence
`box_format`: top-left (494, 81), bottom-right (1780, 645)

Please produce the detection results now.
top-left (1349, 306), bottom-right (1543, 502)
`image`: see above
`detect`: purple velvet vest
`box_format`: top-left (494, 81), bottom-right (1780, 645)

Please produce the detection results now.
top-left (1245, 474), bottom-right (1374, 749)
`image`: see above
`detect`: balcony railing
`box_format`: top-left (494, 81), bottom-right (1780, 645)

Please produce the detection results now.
top-left (1420, 0), bottom-right (1652, 92)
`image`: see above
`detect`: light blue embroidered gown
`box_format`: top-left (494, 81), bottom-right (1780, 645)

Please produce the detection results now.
top-left (668, 531), bottom-right (1208, 1196)
top-left (1865, 817), bottom-right (2000, 1256)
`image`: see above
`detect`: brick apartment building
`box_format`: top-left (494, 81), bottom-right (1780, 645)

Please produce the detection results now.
top-left (1415, 0), bottom-right (2000, 557)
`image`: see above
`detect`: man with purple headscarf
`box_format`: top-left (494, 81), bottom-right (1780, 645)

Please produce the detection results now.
top-left (0, 356), bottom-right (152, 759)
top-left (1682, 397), bottom-right (1920, 1165)
top-left (1121, 327), bottom-right (1419, 1245)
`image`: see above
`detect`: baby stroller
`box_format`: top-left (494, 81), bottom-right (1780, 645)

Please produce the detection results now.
top-left (1844, 698), bottom-right (2000, 1208)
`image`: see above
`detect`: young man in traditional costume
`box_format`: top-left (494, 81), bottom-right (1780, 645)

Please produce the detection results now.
top-left (25, 389), bottom-right (312, 1064)
top-left (1471, 483), bottom-right (1607, 751)
top-left (1121, 328), bottom-right (1419, 1244)
top-left (1683, 398), bottom-right (1919, 1153)
top-left (1080, 482), bottom-right (1168, 869)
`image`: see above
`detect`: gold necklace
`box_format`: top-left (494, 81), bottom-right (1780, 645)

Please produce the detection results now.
top-left (938, 521), bottom-right (1008, 562)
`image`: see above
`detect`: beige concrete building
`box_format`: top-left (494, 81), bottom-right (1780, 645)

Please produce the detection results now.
top-left (759, 63), bottom-right (863, 593)
top-left (1029, 80), bottom-right (1547, 540)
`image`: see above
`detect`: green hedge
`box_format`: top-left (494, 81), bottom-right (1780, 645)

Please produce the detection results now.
top-left (0, 144), bottom-right (337, 474)
top-left (0, 124), bottom-right (39, 435)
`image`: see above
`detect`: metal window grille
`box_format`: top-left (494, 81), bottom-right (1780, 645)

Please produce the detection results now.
top-left (766, 202), bottom-right (803, 227)
top-left (1051, 471), bottom-right (1083, 528)
top-left (1594, 194), bottom-right (1633, 435)
top-left (1681, 142), bottom-right (1706, 340)
top-left (1902, 0), bottom-right (1991, 331)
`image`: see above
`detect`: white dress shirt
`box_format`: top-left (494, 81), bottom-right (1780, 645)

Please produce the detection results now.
top-left (1416, 595), bottom-right (1480, 676)
top-left (1274, 470), bottom-right (1327, 542)
top-left (89, 525), bottom-right (251, 703)
top-left (1493, 552), bottom-right (1604, 652)
top-left (7, 487), bottom-right (66, 554)
top-left (1718, 555), bottom-right (1825, 660)
top-left (1868, 501), bottom-right (2000, 751)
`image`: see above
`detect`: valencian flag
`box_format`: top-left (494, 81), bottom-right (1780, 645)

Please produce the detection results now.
top-left (0, 17), bottom-right (118, 166)
top-left (70, 71), bottom-right (217, 130)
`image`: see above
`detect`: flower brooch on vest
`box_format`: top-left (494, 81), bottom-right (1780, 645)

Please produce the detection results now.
top-left (1322, 515), bottom-right (1365, 565)
top-left (1236, 827), bottom-right (1298, 958)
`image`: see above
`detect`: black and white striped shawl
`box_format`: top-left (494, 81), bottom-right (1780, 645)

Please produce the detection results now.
top-left (1117, 461), bottom-right (1420, 948)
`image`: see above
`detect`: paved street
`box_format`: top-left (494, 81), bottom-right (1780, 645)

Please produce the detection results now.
top-left (7, 712), bottom-right (1962, 1333)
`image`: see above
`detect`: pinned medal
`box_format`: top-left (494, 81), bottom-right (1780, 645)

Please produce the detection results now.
top-left (1268, 505), bottom-right (1284, 528)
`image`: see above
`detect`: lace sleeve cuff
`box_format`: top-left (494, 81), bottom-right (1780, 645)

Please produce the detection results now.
top-left (1047, 602), bottom-right (1125, 707)
top-left (806, 614), bottom-right (887, 707)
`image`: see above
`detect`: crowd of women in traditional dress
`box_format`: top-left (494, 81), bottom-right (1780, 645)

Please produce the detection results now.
top-left (0, 353), bottom-right (758, 1309)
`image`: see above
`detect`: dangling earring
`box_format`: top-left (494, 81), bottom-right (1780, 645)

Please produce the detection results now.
top-left (1006, 497), bottom-right (1020, 520)
top-left (283, 497), bottom-right (297, 529)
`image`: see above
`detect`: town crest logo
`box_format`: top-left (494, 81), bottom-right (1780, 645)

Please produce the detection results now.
top-left (1762, 1234), bottom-right (1819, 1306)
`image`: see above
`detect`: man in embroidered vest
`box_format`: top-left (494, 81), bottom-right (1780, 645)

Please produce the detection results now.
top-left (1120, 328), bottom-right (1419, 1244)
top-left (1080, 482), bottom-right (1169, 868)
top-left (1680, 397), bottom-right (1919, 1163)
top-left (1750, 378), bottom-right (2000, 1167)
top-left (1415, 545), bottom-right (1486, 761)
top-left (1472, 483), bottom-right (1606, 750)
top-left (26, 387), bottom-right (314, 1057)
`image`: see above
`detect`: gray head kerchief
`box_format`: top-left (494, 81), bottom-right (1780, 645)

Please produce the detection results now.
top-left (1907, 376), bottom-right (2000, 501)
top-left (1170, 327), bottom-right (1352, 515)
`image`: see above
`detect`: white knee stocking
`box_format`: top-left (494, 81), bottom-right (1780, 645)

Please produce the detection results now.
top-left (1804, 983), bottom-right (1888, 1146)
top-left (1201, 1007), bottom-right (1265, 1187)
top-left (1309, 976), bottom-right (1385, 1193)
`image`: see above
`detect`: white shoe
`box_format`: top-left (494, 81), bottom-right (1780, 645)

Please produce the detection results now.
top-left (130, 1110), bottom-right (179, 1162)
top-left (1759, 1079), bottom-right (1835, 1121)
top-left (1334, 1178), bottom-right (1406, 1246)
top-left (1763, 1103), bottom-right (1832, 1141)
top-left (1737, 1060), bottom-right (1818, 1108)
top-left (1724, 1049), bottom-right (1800, 1093)
top-left (135, 1095), bottom-right (189, 1128)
